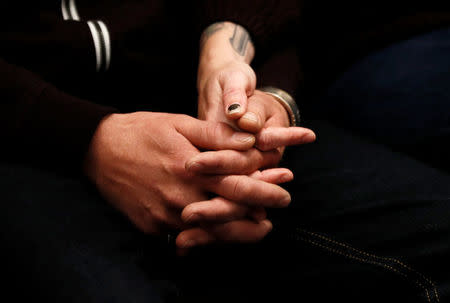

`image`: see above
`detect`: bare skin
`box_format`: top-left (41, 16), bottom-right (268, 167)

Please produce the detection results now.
top-left (181, 22), bottom-right (316, 249)
top-left (83, 112), bottom-right (296, 248)
top-left (83, 22), bottom-right (315, 253)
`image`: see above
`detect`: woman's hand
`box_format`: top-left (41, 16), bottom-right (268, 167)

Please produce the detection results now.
top-left (198, 60), bottom-right (256, 123)
top-left (237, 90), bottom-right (316, 154)
top-left (191, 91), bottom-right (317, 178)
top-left (197, 22), bottom-right (315, 155)
top-left (197, 22), bottom-right (256, 125)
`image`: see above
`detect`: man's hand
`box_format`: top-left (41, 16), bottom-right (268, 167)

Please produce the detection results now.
top-left (83, 112), bottom-right (292, 243)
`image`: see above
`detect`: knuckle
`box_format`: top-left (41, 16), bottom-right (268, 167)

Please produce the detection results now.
top-left (256, 132), bottom-right (271, 151)
top-left (174, 113), bottom-right (191, 124)
top-left (165, 192), bottom-right (185, 209)
top-left (223, 86), bottom-right (243, 100)
top-left (240, 151), bottom-right (258, 172)
top-left (182, 205), bottom-right (198, 220)
top-left (209, 123), bottom-right (231, 147)
top-left (202, 155), bottom-right (225, 172)
top-left (204, 122), bottom-right (221, 143)
top-left (213, 122), bottom-right (228, 139)
top-left (230, 176), bottom-right (249, 200)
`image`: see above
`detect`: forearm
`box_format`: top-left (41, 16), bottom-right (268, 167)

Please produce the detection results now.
top-left (200, 22), bottom-right (254, 63)
top-left (198, 22), bottom-right (255, 88)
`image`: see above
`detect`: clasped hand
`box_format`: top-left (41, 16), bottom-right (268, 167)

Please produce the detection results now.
top-left (84, 110), bottom-right (313, 252)
top-left (84, 22), bottom-right (316, 252)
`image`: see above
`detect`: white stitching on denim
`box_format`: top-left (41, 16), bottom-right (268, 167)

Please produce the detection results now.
top-left (299, 237), bottom-right (432, 303)
top-left (301, 229), bottom-right (440, 302)
top-left (295, 228), bottom-right (440, 303)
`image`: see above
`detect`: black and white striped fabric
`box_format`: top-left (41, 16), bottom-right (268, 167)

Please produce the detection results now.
top-left (61, 0), bottom-right (80, 21)
top-left (61, 0), bottom-right (111, 72)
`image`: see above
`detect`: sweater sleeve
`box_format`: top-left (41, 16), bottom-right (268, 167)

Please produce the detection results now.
top-left (194, 0), bottom-right (302, 50)
top-left (0, 58), bottom-right (118, 173)
top-left (255, 47), bottom-right (303, 97)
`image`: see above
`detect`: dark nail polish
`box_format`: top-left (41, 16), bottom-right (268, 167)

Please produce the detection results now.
top-left (228, 103), bottom-right (241, 114)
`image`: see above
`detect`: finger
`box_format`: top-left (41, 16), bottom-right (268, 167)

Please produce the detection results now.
top-left (255, 127), bottom-right (316, 151)
top-left (219, 70), bottom-right (254, 119)
top-left (182, 201), bottom-right (266, 223)
top-left (181, 168), bottom-right (292, 225)
top-left (248, 207), bottom-right (267, 221)
top-left (176, 219), bottom-right (273, 248)
top-left (186, 149), bottom-right (281, 175)
top-left (181, 197), bottom-right (248, 224)
top-left (206, 175), bottom-right (291, 208)
top-left (176, 117), bottom-right (255, 151)
top-left (236, 95), bottom-right (267, 133)
top-left (248, 169), bottom-right (293, 221)
top-left (249, 168), bottom-right (294, 184)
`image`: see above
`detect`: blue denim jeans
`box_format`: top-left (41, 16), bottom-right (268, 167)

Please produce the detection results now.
top-left (2, 27), bottom-right (450, 302)
top-left (322, 25), bottom-right (450, 172)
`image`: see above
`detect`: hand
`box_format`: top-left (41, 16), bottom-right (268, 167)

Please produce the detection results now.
top-left (176, 91), bottom-right (316, 252)
top-left (237, 90), bottom-right (316, 154)
top-left (175, 168), bottom-right (293, 253)
top-left (198, 60), bottom-right (256, 124)
top-left (190, 91), bottom-right (316, 180)
top-left (83, 112), bottom-right (292, 237)
top-left (197, 22), bottom-right (256, 125)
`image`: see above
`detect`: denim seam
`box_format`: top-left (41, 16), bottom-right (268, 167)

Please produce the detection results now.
top-left (294, 228), bottom-right (440, 303)
top-left (302, 229), bottom-right (440, 300)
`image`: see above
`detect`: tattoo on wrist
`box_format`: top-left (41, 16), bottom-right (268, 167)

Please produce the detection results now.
top-left (200, 22), bottom-right (226, 47)
top-left (229, 25), bottom-right (251, 56)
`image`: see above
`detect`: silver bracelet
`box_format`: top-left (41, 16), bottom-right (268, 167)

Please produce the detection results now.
top-left (259, 86), bottom-right (300, 126)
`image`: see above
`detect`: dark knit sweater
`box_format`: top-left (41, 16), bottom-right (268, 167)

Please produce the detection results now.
top-left (1, 1), bottom-right (450, 173)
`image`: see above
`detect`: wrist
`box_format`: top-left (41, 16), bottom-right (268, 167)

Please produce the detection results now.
top-left (259, 87), bottom-right (300, 127)
top-left (83, 113), bottom-right (119, 181)
top-left (199, 22), bottom-right (254, 65)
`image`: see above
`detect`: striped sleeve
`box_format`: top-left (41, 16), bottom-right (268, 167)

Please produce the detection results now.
top-left (61, 0), bottom-right (112, 72)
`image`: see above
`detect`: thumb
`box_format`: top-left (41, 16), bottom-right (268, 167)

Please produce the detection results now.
top-left (220, 71), bottom-right (252, 119)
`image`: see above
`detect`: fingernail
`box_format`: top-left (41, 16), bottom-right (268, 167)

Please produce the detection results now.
top-left (186, 161), bottom-right (203, 172)
top-left (228, 103), bottom-right (242, 114)
top-left (242, 112), bottom-right (258, 123)
top-left (184, 213), bottom-right (199, 223)
top-left (281, 194), bottom-right (291, 207)
top-left (303, 132), bottom-right (316, 142)
top-left (280, 172), bottom-right (293, 183)
top-left (232, 132), bottom-right (255, 143)
top-left (263, 220), bottom-right (273, 232)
